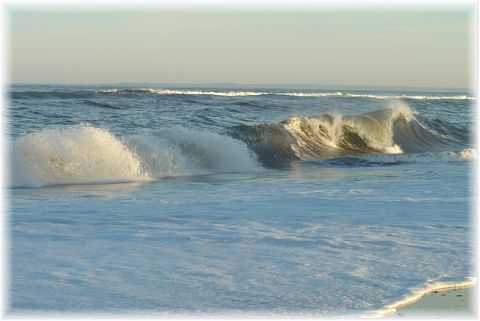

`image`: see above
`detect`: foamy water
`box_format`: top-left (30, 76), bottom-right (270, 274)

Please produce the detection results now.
top-left (12, 125), bottom-right (149, 187)
top-left (12, 125), bottom-right (258, 187)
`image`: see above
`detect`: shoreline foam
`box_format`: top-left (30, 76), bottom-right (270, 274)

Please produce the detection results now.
top-left (363, 277), bottom-right (476, 318)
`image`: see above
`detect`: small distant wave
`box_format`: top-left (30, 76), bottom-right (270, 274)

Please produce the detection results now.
top-left (11, 88), bottom-right (475, 101)
top-left (336, 93), bottom-right (474, 100)
top-left (96, 88), bottom-right (266, 97)
top-left (279, 92), bottom-right (474, 100)
top-left (11, 125), bottom-right (258, 188)
top-left (231, 103), bottom-right (469, 166)
top-left (312, 148), bottom-right (475, 168)
top-left (94, 88), bottom-right (475, 100)
top-left (82, 100), bottom-right (121, 109)
top-left (10, 90), bottom-right (95, 99)
top-left (314, 157), bottom-right (407, 168)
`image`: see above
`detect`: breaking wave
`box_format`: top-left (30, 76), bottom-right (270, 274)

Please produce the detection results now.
top-left (11, 125), bottom-right (258, 187)
top-left (95, 88), bottom-right (474, 100)
top-left (12, 126), bottom-right (147, 187)
top-left (10, 105), bottom-right (471, 187)
top-left (231, 104), bottom-right (469, 166)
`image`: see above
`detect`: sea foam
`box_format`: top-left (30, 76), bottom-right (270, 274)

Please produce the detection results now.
top-left (12, 125), bottom-right (149, 187)
top-left (11, 125), bottom-right (258, 188)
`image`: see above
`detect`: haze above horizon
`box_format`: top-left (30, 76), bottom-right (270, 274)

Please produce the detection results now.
top-left (10, 8), bottom-right (473, 89)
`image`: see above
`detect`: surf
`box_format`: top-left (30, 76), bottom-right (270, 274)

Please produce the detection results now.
top-left (11, 125), bottom-right (258, 188)
top-left (10, 105), bottom-right (471, 187)
top-left (231, 104), bottom-right (469, 166)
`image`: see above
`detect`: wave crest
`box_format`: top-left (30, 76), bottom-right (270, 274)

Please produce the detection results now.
top-left (231, 104), bottom-right (467, 166)
top-left (93, 88), bottom-right (474, 100)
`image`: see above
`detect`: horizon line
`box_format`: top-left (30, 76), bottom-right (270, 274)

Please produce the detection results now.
top-left (9, 82), bottom-right (471, 92)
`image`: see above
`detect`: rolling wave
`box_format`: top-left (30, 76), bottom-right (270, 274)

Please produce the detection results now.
top-left (231, 104), bottom-right (469, 166)
top-left (11, 105), bottom-right (471, 187)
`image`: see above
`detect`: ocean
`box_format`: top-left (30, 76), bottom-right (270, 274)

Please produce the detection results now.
top-left (8, 85), bottom-right (474, 314)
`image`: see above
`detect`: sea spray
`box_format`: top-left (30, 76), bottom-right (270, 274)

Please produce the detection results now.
top-left (11, 125), bottom-right (149, 187)
top-left (11, 125), bottom-right (259, 187)
top-left (126, 127), bottom-right (259, 177)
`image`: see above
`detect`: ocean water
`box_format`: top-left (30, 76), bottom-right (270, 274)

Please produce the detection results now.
top-left (8, 85), bottom-right (474, 314)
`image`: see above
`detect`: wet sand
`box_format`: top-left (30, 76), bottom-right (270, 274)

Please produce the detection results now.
top-left (395, 287), bottom-right (474, 317)
top-left (364, 280), bottom-right (476, 318)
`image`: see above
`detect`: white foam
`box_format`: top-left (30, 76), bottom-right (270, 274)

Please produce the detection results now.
top-left (12, 125), bottom-right (149, 187)
top-left (11, 125), bottom-right (259, 188)
top-left (280, 92), bottom-right (474, 100)
top-left (143, 88), bottom-right (264, 97)
top-left (95, 89), bottom-right (118, 93)
top-left (343, 93), bottom-right (475, 100)
top-left (278, 91), bottom-right (344, 97)
top-left (457, 148), bottom-right (476, 160)
top-left (96, 88), bottom-right (475, 100)
top-left (127, 127), bottom-right (259, 176)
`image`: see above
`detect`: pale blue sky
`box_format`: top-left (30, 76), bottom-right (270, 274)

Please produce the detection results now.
top-left (9, 9), bottom-right (473, 89)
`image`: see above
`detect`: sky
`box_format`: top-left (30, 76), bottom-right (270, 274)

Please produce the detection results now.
top-left (9, 8), bottom-right (473, 89)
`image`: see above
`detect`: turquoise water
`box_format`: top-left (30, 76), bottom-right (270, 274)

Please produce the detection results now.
top-left (9, 85), bottom-right (474, 314)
